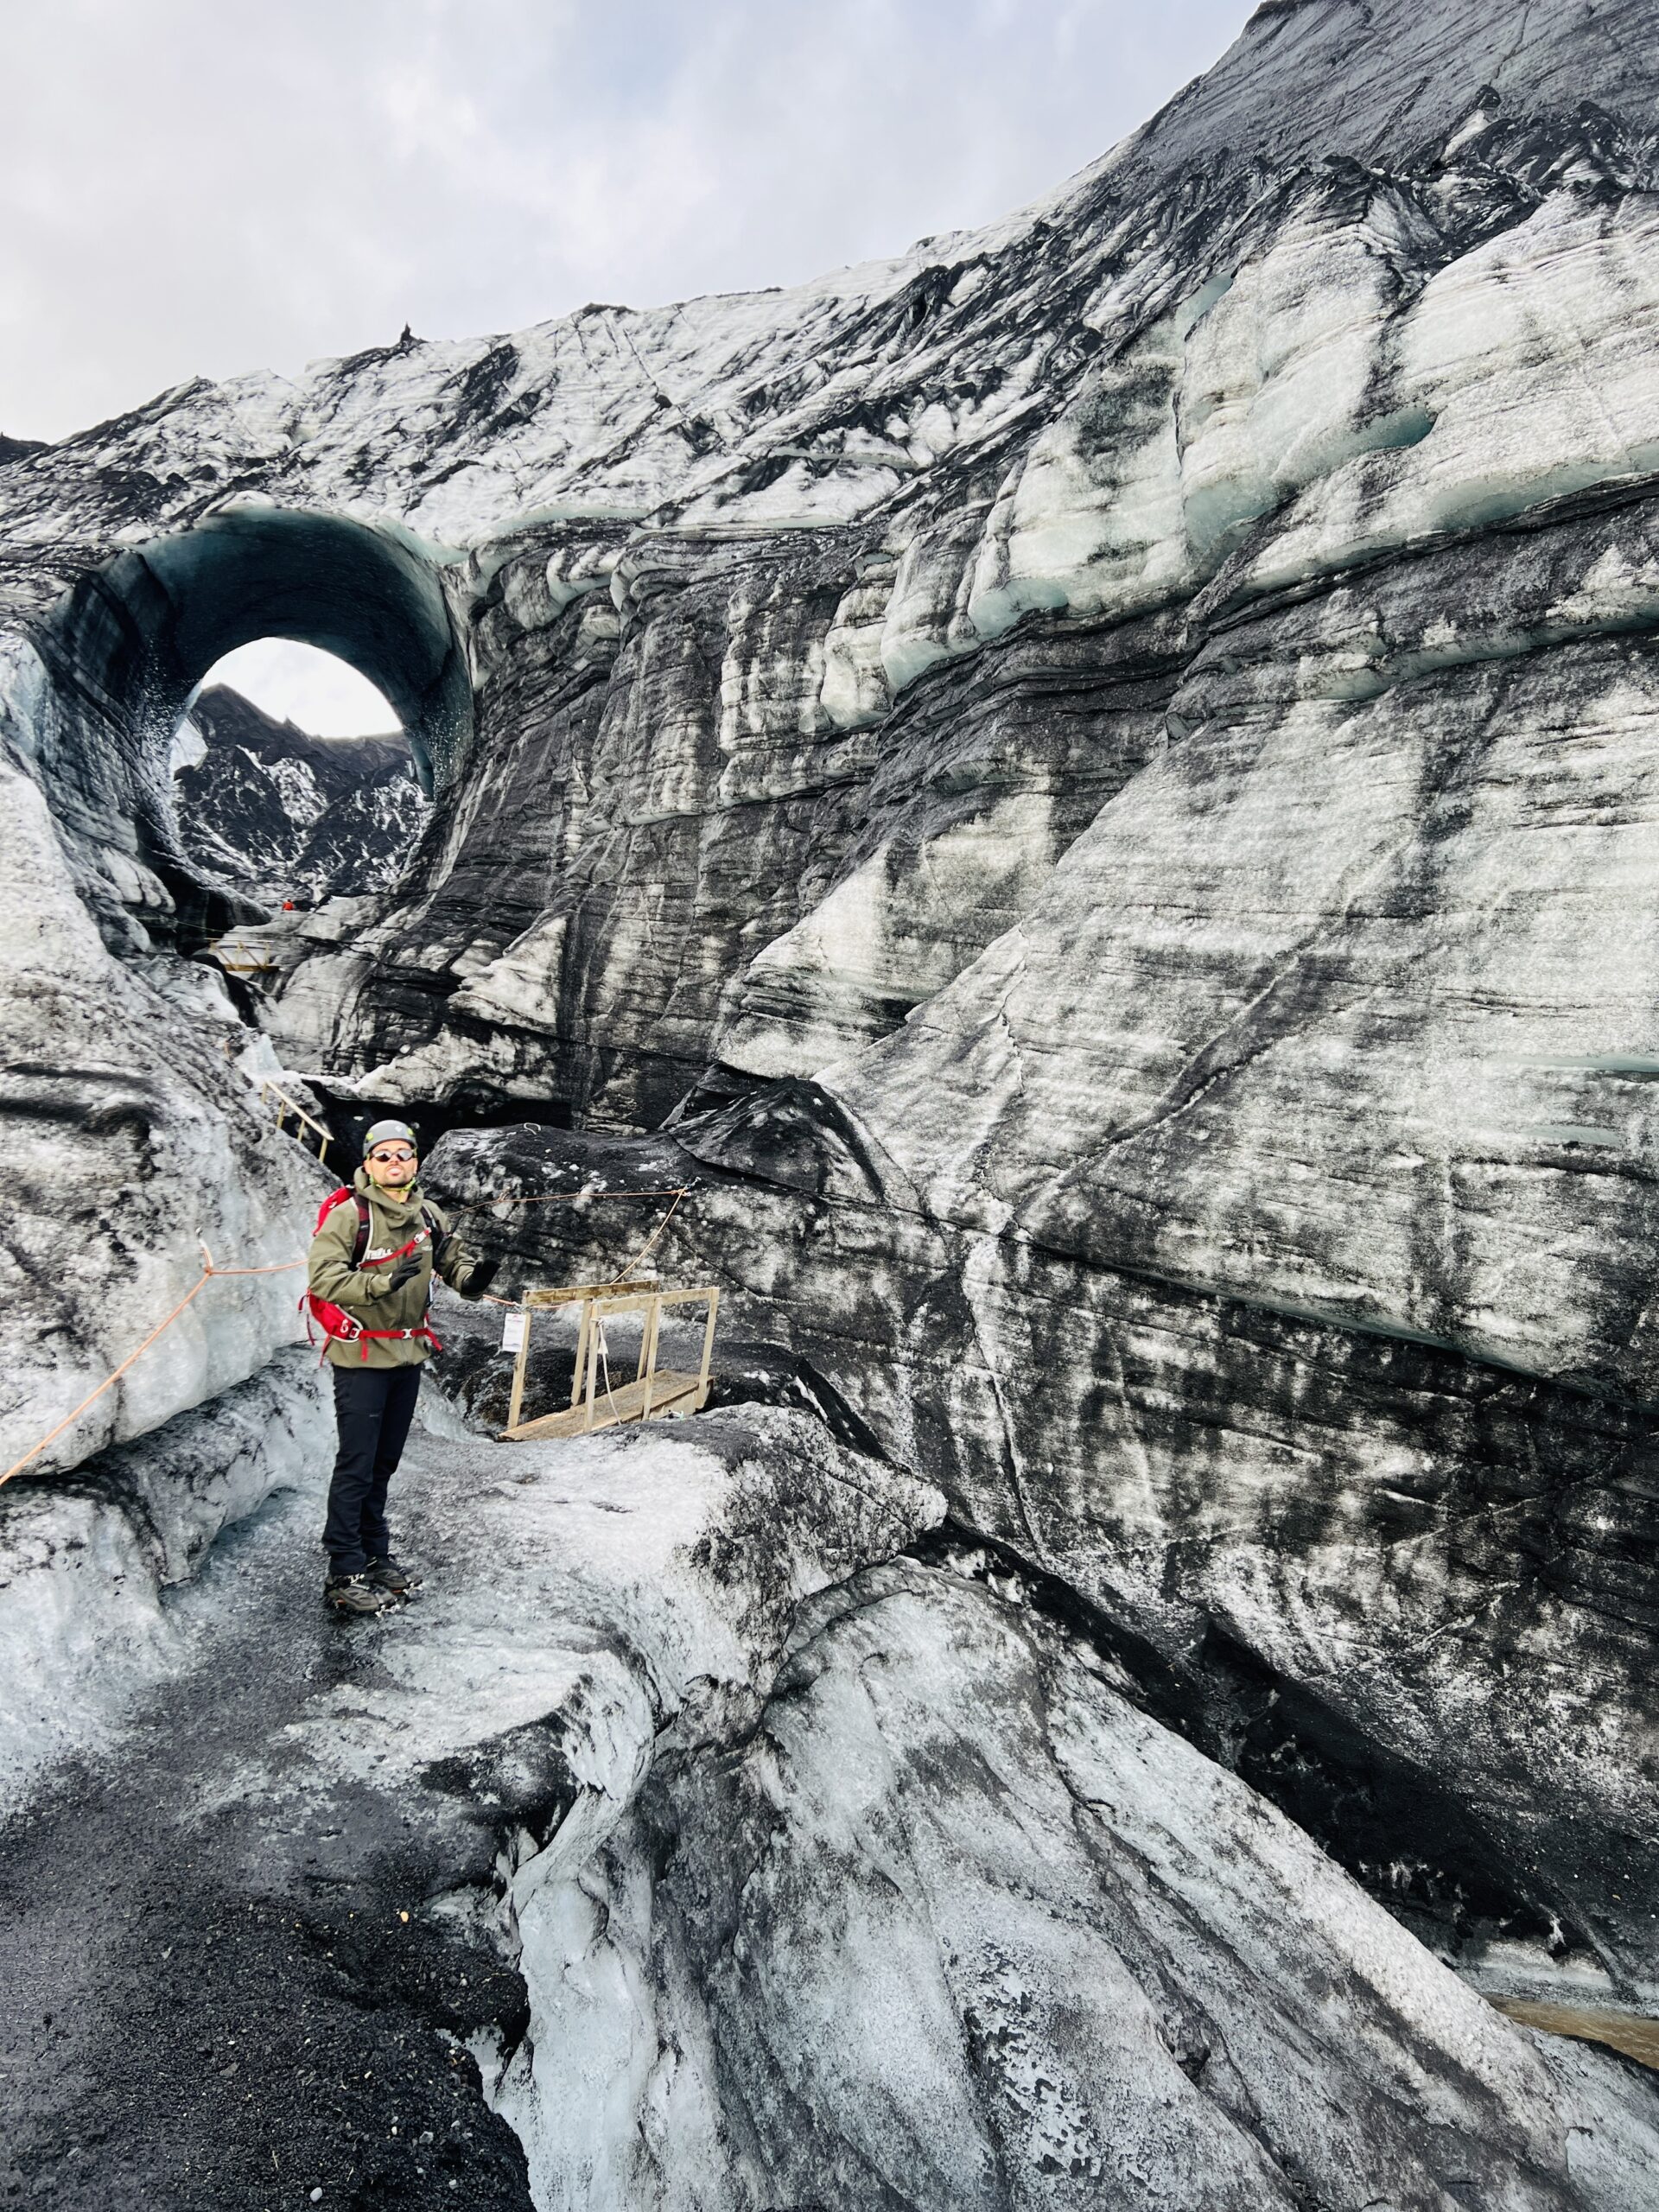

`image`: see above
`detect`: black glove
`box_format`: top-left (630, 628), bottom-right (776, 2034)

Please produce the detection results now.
top-left (387, 1251), bottom-right (423, 1292)
top-left (465, 1257), bottom-right (499, 1301)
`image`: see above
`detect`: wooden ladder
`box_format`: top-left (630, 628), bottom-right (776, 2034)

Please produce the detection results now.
top-left (258, 1076), bottom-right (332, 1165)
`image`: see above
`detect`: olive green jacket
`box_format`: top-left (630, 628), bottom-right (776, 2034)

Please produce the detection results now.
top-left (307, 1168), bottom-right (482, 1369)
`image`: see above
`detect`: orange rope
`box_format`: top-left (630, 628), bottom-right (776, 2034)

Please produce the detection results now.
top-left (618, 1188), bottom-right (688, 1279)
top-left (0, 1187), bottom-right (698, 1486)
top-left (474, 1185), bottom-right (692, 1305)
top-left (0, 1243), bottom-right (306, 1491)
top-left (458, 1185), bottom-right (690, 1217)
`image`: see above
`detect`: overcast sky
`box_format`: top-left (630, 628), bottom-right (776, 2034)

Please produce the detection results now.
top-left (4, 0), bottom-right (1250, 731)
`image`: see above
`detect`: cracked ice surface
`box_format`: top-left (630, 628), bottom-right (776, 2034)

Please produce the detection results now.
top-left (12, 1395), bottom-right (1652, 2208)
top-left (490, 1553), bottom-right (1659, 2212)
top-left (0, 1350), bottom-right (328, 1800)
top-left (0, 1402), bottom-right (941, 2204)
top-left (0, 662), bottom-right (327, 1481)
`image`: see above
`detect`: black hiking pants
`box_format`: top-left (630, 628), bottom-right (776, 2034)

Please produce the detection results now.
top-left (322, 1363), bottom-right (423, 1575)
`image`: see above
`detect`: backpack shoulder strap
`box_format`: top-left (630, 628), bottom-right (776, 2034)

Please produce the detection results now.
top-left (351, 1196), bottom-right (372, 1267)
top-left (315, 1185), bottom-right (356, 1235)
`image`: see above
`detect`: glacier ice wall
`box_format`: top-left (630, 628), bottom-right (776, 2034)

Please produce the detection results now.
top-left (5, 0), bottom-right (1659, 2201)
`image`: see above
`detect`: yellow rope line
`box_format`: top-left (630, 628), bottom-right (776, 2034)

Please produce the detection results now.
top-left (596, 1319), bottom-right (622, 1421)
top-left (0, 1188), bottom-right (698, 1487)
top-left (473, 1185), bottom-right (692, 1306)
top-left (0, 1245), bottom-right (307, 1491)
top-left (618, 1188), bottom-right (688, 1280)
top-left (458, 1184), bottom-right (690, 1217)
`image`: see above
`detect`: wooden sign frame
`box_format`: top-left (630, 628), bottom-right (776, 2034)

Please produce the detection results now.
top-left (500, 1279), bottom-right (720, 1441)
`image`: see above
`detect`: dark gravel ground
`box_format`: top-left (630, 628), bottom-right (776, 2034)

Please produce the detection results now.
top-left (0, 1462), bottom-right (535, 2212)
top-left (0, 1321), bottom-right (867, 2211)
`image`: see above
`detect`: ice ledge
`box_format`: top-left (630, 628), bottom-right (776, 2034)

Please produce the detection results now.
top-left (0, 1347), bottom-right (329, 1805)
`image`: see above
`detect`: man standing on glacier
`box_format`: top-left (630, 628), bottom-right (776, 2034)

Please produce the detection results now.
top-left (306, 1118), bottom-right (497, 1615)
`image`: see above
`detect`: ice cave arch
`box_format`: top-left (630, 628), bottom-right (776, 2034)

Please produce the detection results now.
top-left (188, 637), bottom-right (404, 743)
top-left (29, 504), bottom-right (471, 942)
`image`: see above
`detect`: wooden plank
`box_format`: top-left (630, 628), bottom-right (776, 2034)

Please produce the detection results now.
top-left (260, 1077), bottom-right (331, 1160)
top-left (505, 1306), bottom-right (534, 1434)
top-left (696, 1288), bottom-right (720, 1411)
top-left (635, 1293), bottom-right (663, 1382)
top-left (524, 1278), bottom-right (658, 1309)
top-left (640, 1294), bottom-right (662, 1419)
top-left (499, 1281), bottom-right (721, 1443)
top-left (569, 1300), bottom-right (592, 1409)
top-left (501, 1370), bottom-right (702, 1442)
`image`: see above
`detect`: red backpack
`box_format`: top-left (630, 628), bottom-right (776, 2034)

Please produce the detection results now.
top-left (300, 1186), bottom-right (445, 1362)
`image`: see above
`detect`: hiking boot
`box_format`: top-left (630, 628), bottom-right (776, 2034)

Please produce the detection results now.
top-left (365, 1555), bottom-right (423, 1595)
top-left (324, 1572), bottom-right (394, 1616)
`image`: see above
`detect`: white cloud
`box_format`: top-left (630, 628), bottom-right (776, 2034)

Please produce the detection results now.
top-left (0, 0), bottom-right (1250, 442)
top-left (200, 642), bottom-right (398, 739)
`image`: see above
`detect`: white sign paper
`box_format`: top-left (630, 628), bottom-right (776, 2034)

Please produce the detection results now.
top-left (501, 1310), bottom-right (527, 1352)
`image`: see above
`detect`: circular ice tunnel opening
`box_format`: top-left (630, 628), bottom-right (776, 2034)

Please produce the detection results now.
top-left (172, 640), bottom-right (429, 912)
top-left (35, 505), bottom-right (473, 945)
top-left (188, 639), bottom-right (404, 742)
top-left (127, 506), bottom-right (469, 797)
top-left (41, 504), bottom-right (472, 799)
